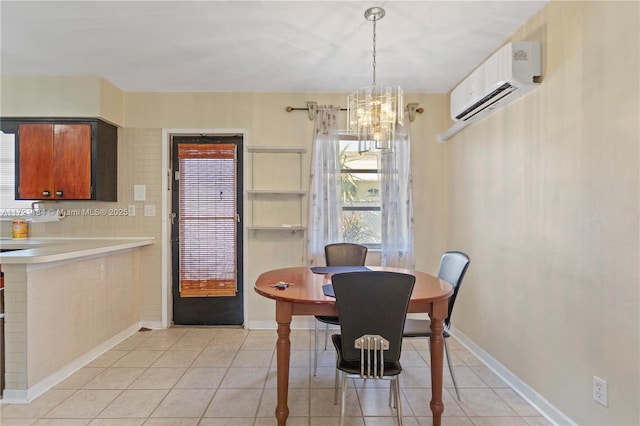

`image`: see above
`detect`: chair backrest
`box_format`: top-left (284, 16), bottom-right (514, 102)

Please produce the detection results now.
top-left (325, 243), bottom-right (368, 266)
top-left (437, 251), bottom-right (470, 328)
top-left (332, 271), bottom-right (415, 363)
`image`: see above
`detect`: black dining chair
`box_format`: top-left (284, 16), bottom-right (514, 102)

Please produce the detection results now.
top-left (331, 271), bottom-right (415, 426)
top-left (402, 251), bottom-right (470, 401)
top-left (313, 243), bottom-right (368, 376)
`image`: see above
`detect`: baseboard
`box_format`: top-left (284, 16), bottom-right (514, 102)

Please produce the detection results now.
top-left (450, 326), bottom-right (576, 426)
top-left (1, 322), bottom-right (142, 404)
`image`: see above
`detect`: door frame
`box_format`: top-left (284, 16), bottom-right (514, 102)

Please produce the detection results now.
top-left (160, 128), bottom-right (249, 328)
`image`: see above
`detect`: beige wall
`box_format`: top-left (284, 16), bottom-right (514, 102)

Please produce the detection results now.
top-left (444, 1), bottom-right (639, 424)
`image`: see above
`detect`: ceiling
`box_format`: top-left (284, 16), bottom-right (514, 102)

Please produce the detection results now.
top-left (0, 1), bottom-right (547, 94)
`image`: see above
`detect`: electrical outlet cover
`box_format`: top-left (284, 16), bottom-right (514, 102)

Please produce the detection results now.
top-left (593, 376), bottom-right (608, 407)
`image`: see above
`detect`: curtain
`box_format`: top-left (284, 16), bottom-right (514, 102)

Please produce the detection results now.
top-left (380, 112), bottom-right (415, 268)
top-left (307, 106), bottom-right (342, 266)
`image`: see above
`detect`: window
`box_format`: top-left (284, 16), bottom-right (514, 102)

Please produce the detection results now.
top-left (339, 136), bottom-right (381, 249)
top-left (0, 131), bottom-right (32, 217)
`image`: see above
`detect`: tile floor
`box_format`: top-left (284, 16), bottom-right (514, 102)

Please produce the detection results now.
top-left (0, 327), bottom-right (552, 425)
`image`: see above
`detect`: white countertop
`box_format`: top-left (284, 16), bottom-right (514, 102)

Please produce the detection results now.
top-left (0, 237), bottom-right (155, 264)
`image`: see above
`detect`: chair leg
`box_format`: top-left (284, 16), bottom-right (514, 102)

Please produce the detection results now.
top-left (394, 376), bottom-right (403, 426)
top-left (339, 371), bottom-right (347, 426)
top-left (324, 323), bottom-right (330, 349)
top-left (313, 319), bottom-right (319, 376)
top-left (444, 338), bottom-right (461, 401)
top-left (334, 353), bottom-right (340, 405)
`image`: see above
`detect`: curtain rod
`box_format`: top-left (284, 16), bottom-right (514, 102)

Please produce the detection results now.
top-left (285, 101), bottom-right (424, 122)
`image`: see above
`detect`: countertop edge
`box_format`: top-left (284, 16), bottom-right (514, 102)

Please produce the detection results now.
top-left (0, 237), bottom-right (155, 264)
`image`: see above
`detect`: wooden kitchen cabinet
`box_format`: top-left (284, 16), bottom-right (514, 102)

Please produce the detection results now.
top-left (1, 118), bottom-right (118, 201)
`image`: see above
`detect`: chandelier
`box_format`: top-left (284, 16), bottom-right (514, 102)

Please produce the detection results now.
top-left (347, 6), bottom-right (403, 153)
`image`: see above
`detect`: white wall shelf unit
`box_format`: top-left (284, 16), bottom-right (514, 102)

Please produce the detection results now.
top-left (246, 146), bottom-right (307, 235)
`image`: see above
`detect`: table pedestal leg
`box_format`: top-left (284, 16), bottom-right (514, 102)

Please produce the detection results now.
top-left (275, 301), bottom-right (292, 425)
top-left (429, 301), bottom-right (447, 426)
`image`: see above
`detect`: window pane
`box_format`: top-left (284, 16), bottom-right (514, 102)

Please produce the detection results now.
top-left (339, 138), bottom-right (381, 246)
top-left (342, 210), bottom-right (381, 245)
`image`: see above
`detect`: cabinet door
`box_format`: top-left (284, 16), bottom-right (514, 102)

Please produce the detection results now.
top-left (53, 124), bottom-right (92, 199)
top-left (18, 124), bottom-right (55, 199)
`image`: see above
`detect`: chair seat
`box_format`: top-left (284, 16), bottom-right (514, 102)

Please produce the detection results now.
top-left (315, 315), bottom-right (340, 325)
top-left (403, 319), bottom-right (450, 338)
top-left (331, 334), bottom-right (402, 376)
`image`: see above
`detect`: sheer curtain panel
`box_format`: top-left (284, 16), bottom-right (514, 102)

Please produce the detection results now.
top-left (380, 113), bottom-right (415, 268)
top-left (307, 106), bottom-right (343, 266)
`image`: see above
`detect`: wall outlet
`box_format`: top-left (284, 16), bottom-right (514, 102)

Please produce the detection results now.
top-left (128, 205), bottom-right (136, 216)
top-left (593, 376), bottom-right (608, 407)
top-left (144, 204), bottom-right (156, 217)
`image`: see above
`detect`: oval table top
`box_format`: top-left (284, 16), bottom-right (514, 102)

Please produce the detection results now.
top-left (254, 266), bottom-right (453, 307)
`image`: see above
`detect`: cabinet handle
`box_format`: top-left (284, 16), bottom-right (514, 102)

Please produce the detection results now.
top-left (42, 190), bottom-right (51, 197)
top-left (56, 190), bottom-right (64, 197)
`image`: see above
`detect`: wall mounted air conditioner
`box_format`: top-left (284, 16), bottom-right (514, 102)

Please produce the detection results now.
top-left (437, 41), bottom-right (541, 142)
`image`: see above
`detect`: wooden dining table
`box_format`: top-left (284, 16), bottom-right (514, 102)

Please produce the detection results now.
top-left (254, 266), bottom-right (454, 426)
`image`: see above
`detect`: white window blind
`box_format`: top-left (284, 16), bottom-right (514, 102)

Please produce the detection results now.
top-left (178, 143), bottom-right (237, 297)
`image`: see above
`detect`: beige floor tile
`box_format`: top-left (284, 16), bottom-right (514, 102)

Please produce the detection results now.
top-left (445, 367), bottom-right (488, 389)
top-left (191, 349), bottom-right (237, 368)
top-left (43, 390), bottom-right (121, 419)
top-left (98, 389), bottom-right (168, 418)
top-left (203, 388), bottom-right (262, 418)
top-left (111, 336), bottom-right (147, 351)
top-left (113, 351), bottom-right (164, 368)
top-left (404, 388), bottom-right (466, 417)
top-left (150, 389), bottom-right (215, 418)
top-left (0, 419), bottom-right (38, 425)
top-left (365, 416), bottom-right (419, 425)
top-left (151, 351), bottom-right (200, 368)
top-left (310, 366), bottom-right (338, 388)
top-left (309, 387), bottom-right (361, 417)
top-left (457, 389), bottom-right (518, 417)
top-left (470, 366), bottom-right (509, 388)
top-left (173, 367), bottom-right (226, 389)
top-left (522, 416), bottom-right (553, 425)
top-left (0, 390), bottom-right (75, 418)
top-left (416, 416), bottom-right (473, 425)
top-left (231, 350), bottom-right (273, 367)
top-left (142, 419), bottom-right (199, 425)
top-left (84, 368), bottom-right (146, 389)
top-left (257, 387), bottom-right (309, 417)
top-left (266, 366), bottom-right (310, 389)
top-left (136, 338), bottom-right (181, 351)
top-left (493, 388), bottom-right (542, 417)
top-left (356, 387), bottom-right (406, 417)
top-left (314, 417), bottom-right (367, 426)
top-left (54, 368), bottom-right (106, 390)
top-left (169, 337), bottom-right (210, 351)
top-left (89, 419), bottom-right (145, 425)
top-left (199, 419), bottom-right (256, 426)
top-left (128, 367), bottom-right (187, 390)
top-left (86, 351), bottom-right (129, 368)
top-left (219, 367), bottom-right (269, 388)
top-left (469, 417), bottom-right (527, 425)
top-left (33, 419), bottom-right (91, 425)
top-left (241, 336), bottom-right (277, 351)
top-left (398, 366), bottom-right (432, 388)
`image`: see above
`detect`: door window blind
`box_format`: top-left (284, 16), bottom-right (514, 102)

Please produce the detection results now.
top-left (178, 143), bottom-right (237, 297)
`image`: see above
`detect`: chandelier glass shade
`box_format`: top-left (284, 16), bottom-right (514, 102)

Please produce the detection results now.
top-left (347, 7), bottom-right (403, 153)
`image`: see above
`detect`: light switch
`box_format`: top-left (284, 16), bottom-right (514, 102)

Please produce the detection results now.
top-left (144, 204), bottom-right (156, 217)
top-left (134, 184), bottom-right (146, 201)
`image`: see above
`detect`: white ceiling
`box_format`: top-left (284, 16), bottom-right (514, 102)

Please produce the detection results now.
top-left (0, 0), bottom-right (547, 94)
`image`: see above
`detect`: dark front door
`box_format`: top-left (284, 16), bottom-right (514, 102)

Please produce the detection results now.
top-left (171, 135), bottom-right (243, 325)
